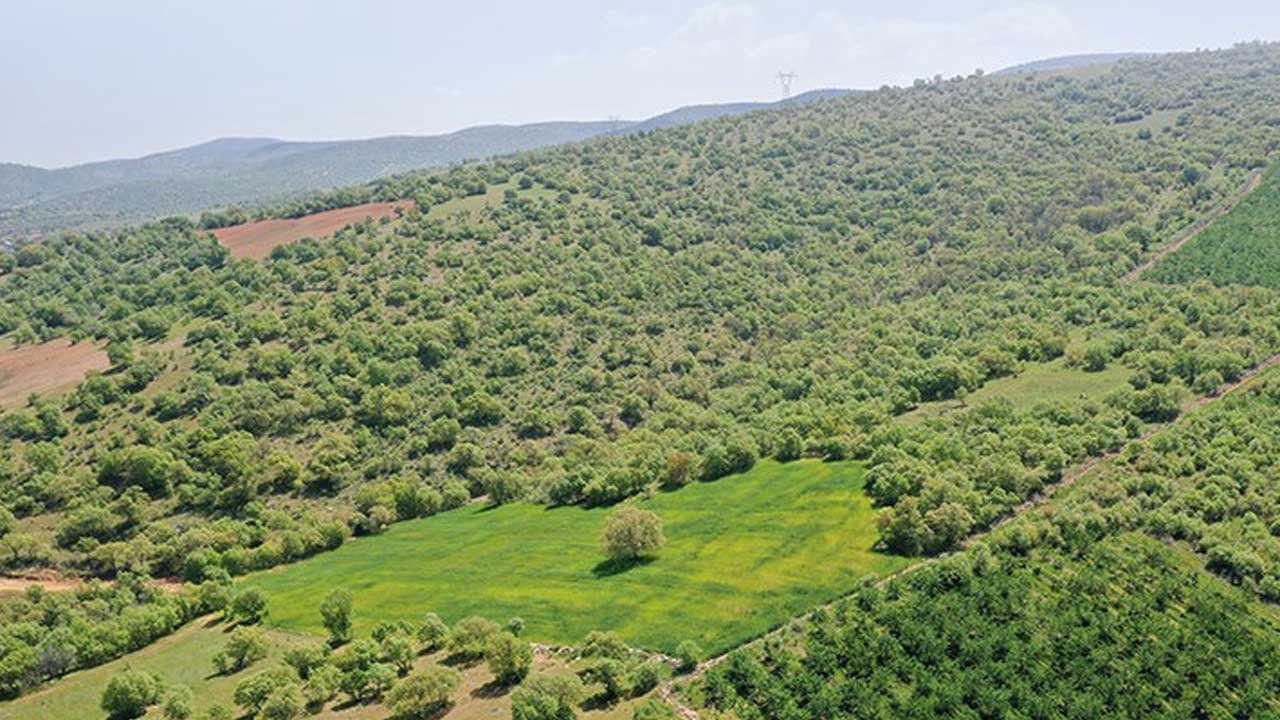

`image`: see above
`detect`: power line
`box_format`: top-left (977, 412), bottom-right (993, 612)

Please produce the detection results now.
top-left (777, 71), bottom-right (798, 99)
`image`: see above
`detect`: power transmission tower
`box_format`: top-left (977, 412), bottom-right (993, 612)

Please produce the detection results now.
top-left (777, 71), bottom-right (798, 99)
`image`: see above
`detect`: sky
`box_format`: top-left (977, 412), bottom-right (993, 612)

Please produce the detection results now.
top-left (2, 0), bottom-right (1276, 168)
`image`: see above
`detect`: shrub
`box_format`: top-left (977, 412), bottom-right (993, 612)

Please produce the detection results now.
top-left (448, 616), bottom-right (500, 659)
top-left (162, 685), bottom-right (193, 720)
top-left (320, 589), bottom-right (353, 645)
top-left (417, 612), bottom-right (450, 652)
top-left (232, 667), bottom-right (297, 716)
top-left (674, 640), bottom-right (704, 672)
top-left (511, 673), bottom-right (585, 720)
top-left (580, 631), bottom-right (629, 661)
top-left (101, 671), bottom-right (162, 719)
top-left (212, 626), bottom-right (269, 674)
top-left (386, 665), bottom-right (461, 718)
top-left (601, 507), bottom-right (665, 561)
top-left (486, 631), bottom-right (533, 685)
top-left (228, 588), bottom-right (268, 625)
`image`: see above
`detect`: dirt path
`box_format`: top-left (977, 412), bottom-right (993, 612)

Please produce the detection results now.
top-left (657, 349), bottom-right (1280, 717)
top-left (1123, 171), bottom-right (1263, 282)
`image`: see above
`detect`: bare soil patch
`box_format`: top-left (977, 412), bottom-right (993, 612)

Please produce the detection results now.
top-left (212, 201), bottom-right (413, 260)
top-left (0, 338), bottom-right (109, 408)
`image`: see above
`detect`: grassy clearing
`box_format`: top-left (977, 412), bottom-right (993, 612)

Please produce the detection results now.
top-left (903, 357), bottom-right (1132, 422)
top-left (246, 460), bottom-right (905, 654)
top-left (0, 618), bottom-right (641, 720)
top-left (1150, 165), bottom-right (1280, 287)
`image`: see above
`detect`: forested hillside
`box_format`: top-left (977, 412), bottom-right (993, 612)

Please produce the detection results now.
top-left (0, 42), bottom-right (1279, 717)
top-left (0, 90), bottom-right (854, 242)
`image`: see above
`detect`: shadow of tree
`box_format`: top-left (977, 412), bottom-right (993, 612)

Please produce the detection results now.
top-left (591, 555), bottom-right (656, 578)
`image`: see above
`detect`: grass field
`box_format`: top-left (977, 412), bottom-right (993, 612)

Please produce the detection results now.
top-left (903, 356), bottom-right (1132, 422)
top-left (0, 618), bottom-right (643, 720)
top-left (1150, 164), bottom-right (1280, 288)
top-left (246, 460), bottom-right (905, 654)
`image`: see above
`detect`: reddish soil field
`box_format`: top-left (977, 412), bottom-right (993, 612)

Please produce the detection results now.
top-left (0, 338), bottom-right (109, 408)
top-left (212, 201), bottom-right (413, 260)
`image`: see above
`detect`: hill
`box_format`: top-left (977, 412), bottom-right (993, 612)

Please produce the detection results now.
top-left (0, 42), bottom-right (1279, 717)
top-left (994, 51), bottom-right (1147, 75)
top-left (0, 91), bottom-right (853, 242)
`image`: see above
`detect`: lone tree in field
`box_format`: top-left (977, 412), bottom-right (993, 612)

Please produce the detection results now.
top-left (320, 589), bottom-right (353, 645)
top-left (601, 507), bottom-right (665, 562)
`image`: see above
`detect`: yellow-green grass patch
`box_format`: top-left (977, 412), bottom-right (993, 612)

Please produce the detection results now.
top-left (245, 460), bottom-right (905, 654)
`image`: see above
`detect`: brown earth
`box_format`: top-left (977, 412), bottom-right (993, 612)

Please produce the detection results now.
top-left (0, 338), bottom-right (109, 408)
top-left (211, 201), bottom-right (413, 260)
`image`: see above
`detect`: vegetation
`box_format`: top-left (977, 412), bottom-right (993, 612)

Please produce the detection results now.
top-left (1, 41), bottom-right (1280, 711)
top-left (243, 460), bottom-right (904, 652)
top-left (1151, 165), bottom-right (1280, 287)
top-left (600, 507), bottom-right (665, 562)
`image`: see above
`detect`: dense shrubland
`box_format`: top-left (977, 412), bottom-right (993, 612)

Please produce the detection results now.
top-left (0, 43), bottom-right (1278, 702)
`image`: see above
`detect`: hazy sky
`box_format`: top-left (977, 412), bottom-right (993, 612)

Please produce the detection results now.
top-left (2, 0), bottom-right (1275, 167)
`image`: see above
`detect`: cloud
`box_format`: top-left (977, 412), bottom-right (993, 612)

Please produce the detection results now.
top-left (613, 2), bottom-right (1081, 98)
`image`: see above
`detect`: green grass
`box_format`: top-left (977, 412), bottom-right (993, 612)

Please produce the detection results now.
top-left (0, 619), bottom-right (644, 720)
top-left (904, 357), bottom-right (1132, 422)
top-left (1150, 164), bottom-right (1280, 287)
top-left (245, 460), bottom-right (906, 653)
top-left (0, 619), bottom-right (307, 720)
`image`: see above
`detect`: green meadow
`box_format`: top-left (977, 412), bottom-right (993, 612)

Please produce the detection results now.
top-left (246, 459), bottom-right (906, 653)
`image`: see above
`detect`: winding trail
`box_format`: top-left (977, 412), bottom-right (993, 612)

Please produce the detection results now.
top-left (1124, 171), bottom-right (1263, 282)
top-left (656, 349), bottom-right (1280, 718)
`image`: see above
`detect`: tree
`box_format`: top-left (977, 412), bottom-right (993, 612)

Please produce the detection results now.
top-left (162, 685), bottom-right (193, 720)
top-left (448, 616), bottom-right (500, 659)
top-left (320, 589), bottom-right (353, 645)
top-left (257, 683), bottom-right (303, 720)
top-left (101, 671), bottom-right (162, 720)
top-left (386, 666), bottom-right (460, 718)
top-left (213, 626), bottom-right (269, 674)
top-left (674, 640), bottom-right (704, 673)
top-left (228, 588), bottom-right (268, 625)
top-left (775, 429), bottom-right (804, 462)
top-left (486, 631), bottom-right (533, 685)
top-left (512, 673), bottom-right (585, 720)
top-left (233, 668), bottom-right (297, 716)
top-left (662, 452), bottom-right (699, 489)
top-left (601, 507), bottom-right (665, 562)
top-left (417, 612), bottom-right (450, 652)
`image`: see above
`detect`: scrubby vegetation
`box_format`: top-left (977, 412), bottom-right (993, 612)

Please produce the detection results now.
top-left (0, 42), bottom-right (1279, 711)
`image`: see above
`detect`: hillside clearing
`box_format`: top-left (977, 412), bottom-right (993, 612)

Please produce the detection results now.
top-left (246, 460), bottom-right (906, 654)
top-left (0, 338), bottom-right (109, 408)
top-left (211, 201), bottom-right (412, 259)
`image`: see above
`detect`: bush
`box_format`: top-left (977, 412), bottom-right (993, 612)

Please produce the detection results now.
top-left (228, 588), bottom-right (268, 625)
top-left (212, 626), bottom-right (269, 674)
top-left (448, 616), bottom-right (500, 659)
top-left (320, 589), bottom-right (353, 645)
top-left (232, 667), bottom-right (297, 716)
top-left (580, 630), bottom-right (629, 660)
top-left (162, 685), bottom-right (193, 720)
top-left (486, 631), bottom-right (533, 685)
top-left (417, 612), bottom-right (450, 652)
top-left (386, 665), bottom-right (460, 718)
top-left (512, 673), bottom-right (585, 720)
top-left (601, 507), bottom-right (665, 561)
top-left (674, 640), bottom-right (704, 672)
top-left (101, 671), bottom-right (162, 719)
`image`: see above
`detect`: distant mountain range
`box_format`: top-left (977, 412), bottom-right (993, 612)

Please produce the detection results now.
top-left (0, 89), bottom-right (855, 241)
